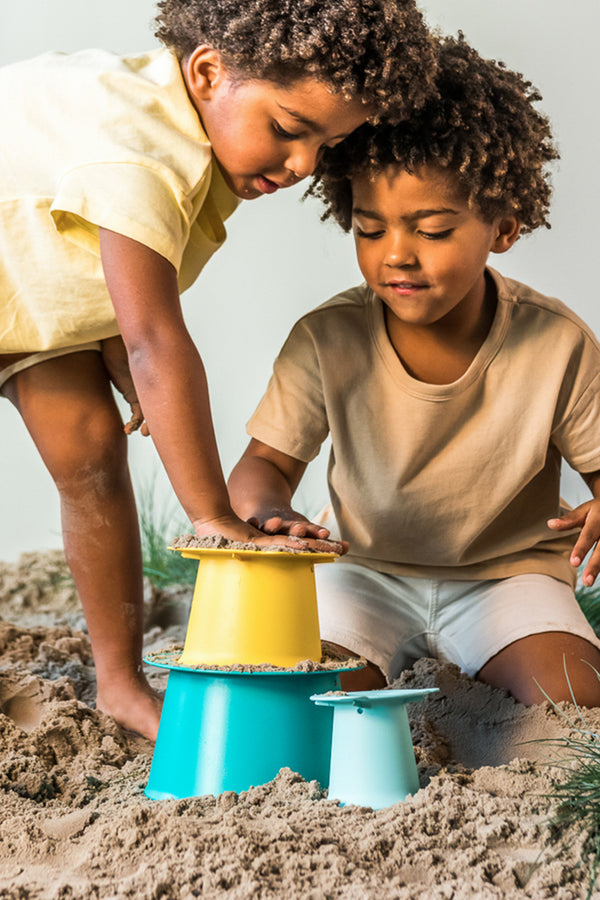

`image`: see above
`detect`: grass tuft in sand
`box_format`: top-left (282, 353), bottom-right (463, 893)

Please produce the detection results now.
top-left (538, 666), bottom-right (600, 898)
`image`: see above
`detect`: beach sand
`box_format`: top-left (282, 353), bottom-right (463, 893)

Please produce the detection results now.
top-left (0, 549), bottom-right (598, 899)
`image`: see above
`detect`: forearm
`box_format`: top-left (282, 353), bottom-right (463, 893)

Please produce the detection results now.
top-left (127, 330), bottom-right (232, 526)
top-left (229, 441), bottom-right (344, 550)
top-left (228, 451), bottom-right (297, 522)
top-left (99, 227), bottom-right (232, 526)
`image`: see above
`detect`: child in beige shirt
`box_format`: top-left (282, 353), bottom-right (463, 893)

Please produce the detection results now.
top-left (229, 34), bottom-right (600, 707)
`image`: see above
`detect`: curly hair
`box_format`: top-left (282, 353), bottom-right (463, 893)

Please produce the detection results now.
top-left (310, 33), bottom-right (559, 233)
top-left (155, 0), bottom-right (437, 119)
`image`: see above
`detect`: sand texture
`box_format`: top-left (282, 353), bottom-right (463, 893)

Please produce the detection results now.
top-left (171, 533), bottom-right (345, 555)
top-left (0, 550), bottom-right (599, 899)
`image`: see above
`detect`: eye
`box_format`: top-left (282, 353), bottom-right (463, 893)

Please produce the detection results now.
top-left (419, 229), bottom-right (454, 241)
top-left (355, 227), bottom-right (384, 240)
top-left (272, 121), bottom-right (298, 140)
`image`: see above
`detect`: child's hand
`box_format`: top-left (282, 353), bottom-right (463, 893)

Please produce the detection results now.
top-left (548, 499), bottom-right (600, 586)
top-left (247, 510), bottom-right (349, 555)
top-left (193, 512), bottom-right (348, 555)
top-left (101, 336), bottom-right (149, 436)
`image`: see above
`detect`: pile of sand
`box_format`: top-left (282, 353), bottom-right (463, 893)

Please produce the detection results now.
top-left (0, 550), bottom-right (598, 899)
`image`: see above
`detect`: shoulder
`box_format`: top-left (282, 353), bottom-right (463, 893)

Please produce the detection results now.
top-left (4, 48), bottom-right (199, 132)
top-left (293, 283), bottom-right (373, 335)
top-left (275, 284), bottom-right (373, 367)
top-left (491, 268), bottom-right (600, 352)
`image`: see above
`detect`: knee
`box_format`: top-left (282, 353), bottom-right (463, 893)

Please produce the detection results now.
top-left (478, 632), bottom-right (600, 708)
top-left (46, 404), bottom-right (128, 497)
top-left (531, 657), bottom-right (600, 708)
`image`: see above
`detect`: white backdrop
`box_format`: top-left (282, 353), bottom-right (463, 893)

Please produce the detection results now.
top-left (1, 1), bottom-right (598, 559)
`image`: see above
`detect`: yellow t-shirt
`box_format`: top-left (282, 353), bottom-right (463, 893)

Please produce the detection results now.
top-left (247, 269), bottom-right (600, 586)
top-left (0, 48), bottom-right (239, 351)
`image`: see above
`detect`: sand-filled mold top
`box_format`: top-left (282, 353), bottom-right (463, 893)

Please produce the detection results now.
top-left (145, 642), bottom-right (366, 674)
top-left (170, 533), bottom-right (343, 558)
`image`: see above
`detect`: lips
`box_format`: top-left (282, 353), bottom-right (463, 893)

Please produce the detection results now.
top-left (386, 280), bottom-right (429, 294)
top-left (257, 175), bottom-right (280, 194)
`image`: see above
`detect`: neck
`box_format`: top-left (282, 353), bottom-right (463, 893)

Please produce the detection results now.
top-left (385, 272), bottom-right (497, 385)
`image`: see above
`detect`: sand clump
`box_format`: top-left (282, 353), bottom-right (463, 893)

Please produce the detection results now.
top-left (0, 550), bottom-right (599, 898)
top-left (146, 640), bottom-right (366, 673)
top-left (171, 533), bottom-right (345, 555)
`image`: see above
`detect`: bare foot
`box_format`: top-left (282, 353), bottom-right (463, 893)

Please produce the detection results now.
top-left (96, 673), bottom-right (162, 742)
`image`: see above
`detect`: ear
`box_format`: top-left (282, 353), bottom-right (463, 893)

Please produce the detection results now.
top-left (490, 216), bottom-right (521, 254)
top-left (183, 45), bottom-right (227, 102)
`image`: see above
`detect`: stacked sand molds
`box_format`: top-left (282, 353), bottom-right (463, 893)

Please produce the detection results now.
top-left (145, 545), bottom-right (361, 800)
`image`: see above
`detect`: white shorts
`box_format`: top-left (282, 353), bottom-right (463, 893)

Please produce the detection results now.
top-left (315, 562), bottom-right (600, 680)
top-left (0, 342), bottom-right (101, 389)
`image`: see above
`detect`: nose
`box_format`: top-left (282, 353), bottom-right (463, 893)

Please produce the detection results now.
top-left (384, 232), bottom-right (417, 268)
top-left (285, 143), bottom-right (322, 180)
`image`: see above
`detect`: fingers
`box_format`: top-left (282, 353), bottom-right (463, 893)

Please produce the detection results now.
top-left (192, 514), bottom-right (310, 551)
top-left (550, 501), bottom-right (600, 586)
top-left (123, 414), bottom-right (143, 434)
top-left (301, 537), bottom-right (349, 555)
top-left (260, 516), bottom-right (285, 534)
top-left (122, 401), bottom-right (149, 436)
top-left (191, 513), bottom-right (346, 556)
top-left (288, 520), bottom-right (332, 540)
top-left (247, 532), bottom-right (346, 555)
top-left (261, 517), bottom-right (330, 539)
top-left (577, 526), bottom-right (600, 586)
top-left (547, 505), bottom-right (589, 532)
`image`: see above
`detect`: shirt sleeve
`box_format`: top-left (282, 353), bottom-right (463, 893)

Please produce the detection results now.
top-left (247, 319), bottom-right (330, 463)
top-left (553, 368), bottom-right (600, 474)
top-left (50, 159), bottom-right (210, 271)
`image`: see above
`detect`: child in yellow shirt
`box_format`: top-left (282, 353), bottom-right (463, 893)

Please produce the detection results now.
top-left (229, 34), bottom-right (600, 708)
top-left (0, 0), bottom-right (436, 739)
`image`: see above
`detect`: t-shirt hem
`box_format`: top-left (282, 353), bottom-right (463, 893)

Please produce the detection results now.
top-left (344, 553), bottom-right (577, 589)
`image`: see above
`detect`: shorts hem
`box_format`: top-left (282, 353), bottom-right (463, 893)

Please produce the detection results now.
top-left (0, 342), bottom-right (102, 388)
top-left (466, 622), bottom-right (600, 677)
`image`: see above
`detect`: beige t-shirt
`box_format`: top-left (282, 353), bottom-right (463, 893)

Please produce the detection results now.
top-left (0, 48), bottom-right (239, 351)
top-left (248, 269), bottom-right (600, 586)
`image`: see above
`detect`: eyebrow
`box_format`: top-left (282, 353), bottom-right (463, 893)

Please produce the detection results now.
top-left (352, 206), bottom-right (460, 220)
top-left (277, 104), bottom-right (349, 140)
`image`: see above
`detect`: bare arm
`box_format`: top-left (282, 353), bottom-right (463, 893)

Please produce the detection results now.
top-left (548, 469), bottom-right (600, 586)
top-left (228, 438), bottom-right (348, 552)
top-left (99, 228), bottom-right (306, 546)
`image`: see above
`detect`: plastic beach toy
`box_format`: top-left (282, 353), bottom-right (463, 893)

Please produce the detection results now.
top-left (144, 651), bottom-right (361, 800)
top-left (171, 546), bottom-right (336, 667)
top-left (311, 688), bottom-right (439, 809)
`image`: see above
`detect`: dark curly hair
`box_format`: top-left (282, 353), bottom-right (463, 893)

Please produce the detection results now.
top-left (310, 33), bottom-right (559, 233)
top-left (155, 0), bottom-right (437, 119)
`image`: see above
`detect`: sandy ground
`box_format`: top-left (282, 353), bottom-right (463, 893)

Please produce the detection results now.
top-left (0, 550), bottom-right (599, 899)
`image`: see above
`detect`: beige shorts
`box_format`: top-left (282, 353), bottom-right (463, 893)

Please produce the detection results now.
top-left (315, 562), bottom-right (600, 679)
top-left (0, 342), bottom-right (102, 390)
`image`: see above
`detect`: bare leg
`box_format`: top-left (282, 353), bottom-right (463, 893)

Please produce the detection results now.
top-left (327, 642), bottom-right (387, 691)
top-left (478, 631), bottom-right (600, 707)
top-left (3, 351), bottom-right (162, 739)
